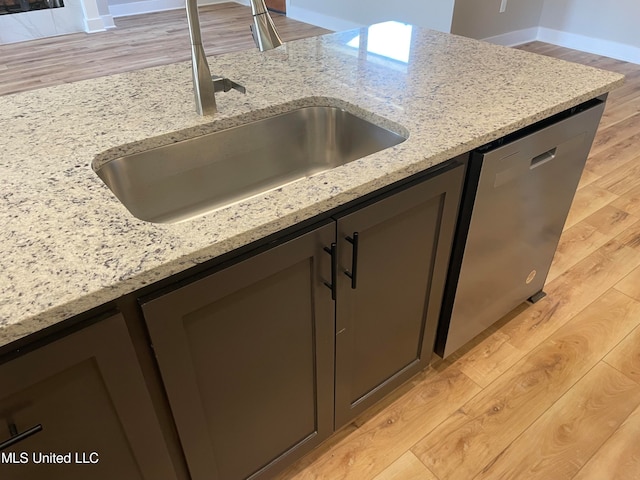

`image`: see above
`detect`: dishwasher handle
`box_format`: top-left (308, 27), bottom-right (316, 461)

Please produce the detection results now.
top-left (530, 147), bottom-right (557, 168)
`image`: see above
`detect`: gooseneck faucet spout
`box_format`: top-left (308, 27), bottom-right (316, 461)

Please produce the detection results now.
top-left (250, 0), bottom-right (284, 52)
top-left (185, 0), bottom-right (216, 116)
top-left (185, 0), bottom-right (283, 116)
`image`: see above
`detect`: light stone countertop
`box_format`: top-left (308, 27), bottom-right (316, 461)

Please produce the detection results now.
top-left (0, 24), bottom-right (624, 349)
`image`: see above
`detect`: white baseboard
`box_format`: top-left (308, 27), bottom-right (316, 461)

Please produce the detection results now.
top-left (482, 26), bottom-right (640, 64)
top-left (109, 0), bottom-right (236, 18)
top-left (84, 15), bottom-right (107, 32)
top-left (481, 27), bottom-right (539, 47)
top-left (537, 27), bottom-right (640, 65)
top-left (101, 14), bottom-right (116, 28)
top-left (286, 5), bottom-right (361, 32)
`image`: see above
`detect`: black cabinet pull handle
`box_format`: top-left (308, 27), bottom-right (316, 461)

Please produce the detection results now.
top-left (0, 423), bottom-right (43, 451)
top-left (344, 232), bottom-right (359, 289)
top-left (323, 243), bottom-right (337, 300)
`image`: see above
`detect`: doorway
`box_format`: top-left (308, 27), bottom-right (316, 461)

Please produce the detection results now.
top-left (265, 0), bottom-right (285, 14)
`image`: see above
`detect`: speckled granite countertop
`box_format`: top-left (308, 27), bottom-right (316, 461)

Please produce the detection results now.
top-left (0, 24), bottom-right (623, 348)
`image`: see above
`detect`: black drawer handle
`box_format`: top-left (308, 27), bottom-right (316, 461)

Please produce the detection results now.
top-left (0, 423), bottom-right (43, 451)
top-left (344, 232), bottom-right (359, 289)
top-left (323, 243), bottom-right (337, 300)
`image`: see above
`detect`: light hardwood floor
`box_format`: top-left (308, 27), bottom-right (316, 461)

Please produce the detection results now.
top-left (4, 7), bottom-right (640, 479)
top-left (0, 2), bottom-right (329, 96)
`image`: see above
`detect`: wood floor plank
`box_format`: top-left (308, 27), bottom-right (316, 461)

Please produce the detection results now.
top-left (616, 221), bottom-right (640, 252)
top-left (604, 324), bottom-right (640, 385)
top-left (593, 155), bottom-right (640, 195)
top-left (563, 184), bottom-right (619, 230)
top-left (548, 222), bottom-right (609, 283)
top-left (371, 452), bottom-right (438, 480)
top-left (599, 95), bottom-right (640, 129)
top-left (576, 168), bottom-right (601, 190)
top-left (584, 131), bottom-right (640, 178)
top-left (411, 289), bottom-right (640, 480)
top-left (279, 368), bottom-right (481, 480)
top-left (611, 183), bottom-right (640, 217)
top-left (614, 265), bottom-right (640, 302)
top-left (473, 362), bottom-right (640, 480)
top-left (449, 326), bottom-right (524, 389)
top-left (0, 3), bottom-right (330, 97)
top-left (608, 78), bottom-right (640, 104)
top-left (581, 205), bottom-right (639, 236)
top-left (572, 403), bottom-right (640, 480)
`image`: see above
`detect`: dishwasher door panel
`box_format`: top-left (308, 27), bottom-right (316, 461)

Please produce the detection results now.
top-left (436, 99), bottom-right (606, 358)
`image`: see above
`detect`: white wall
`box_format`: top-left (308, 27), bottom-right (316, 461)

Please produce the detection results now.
top-left (540, 0), bottom-right (639, 47)
top-left (287, 0), bottom-right (456, 33)
top-left (450, 0), bottom-right (640, 64)
top-left (538, 0), bottom-right (640, 62)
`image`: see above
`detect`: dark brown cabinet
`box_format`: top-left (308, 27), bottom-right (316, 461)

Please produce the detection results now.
top-left (334, 165), bottom-right (463, 427)
top-left (140, 161), bottom-right (464, 480)
top-left (0, 313), bottom-right (177, 480)
top-left (141, 222), bottom-right (336, 480)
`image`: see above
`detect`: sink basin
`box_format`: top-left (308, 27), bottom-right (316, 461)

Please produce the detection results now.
top-left (94, 106), bottom-right (407, 223)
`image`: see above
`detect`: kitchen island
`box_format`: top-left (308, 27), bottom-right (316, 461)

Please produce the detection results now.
top-left (0, 23), bottom-right (623, 349)
top-left (0, 22), bottom-right (626, 480)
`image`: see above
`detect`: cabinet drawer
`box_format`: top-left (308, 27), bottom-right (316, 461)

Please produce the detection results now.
top-left (0, 313), bottom-right (176, 480)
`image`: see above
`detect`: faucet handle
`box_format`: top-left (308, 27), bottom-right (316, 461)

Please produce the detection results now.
top-left (212, 76), bottom-right (247, 94)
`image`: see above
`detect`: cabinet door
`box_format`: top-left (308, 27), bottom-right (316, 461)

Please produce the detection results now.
top-left (141, 222), bottom-right (335, 480)
top-left (334, 164), bottom-right (464, 428)
top-left (0, 313), bottom-right (177, 480)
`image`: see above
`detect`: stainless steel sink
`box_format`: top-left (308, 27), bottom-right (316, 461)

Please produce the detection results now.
top-left (94, 106), bottom-right (407, 223)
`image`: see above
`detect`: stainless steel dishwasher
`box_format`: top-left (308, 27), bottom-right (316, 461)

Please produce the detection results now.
top-left (435, 97), bottom-right (606, 358)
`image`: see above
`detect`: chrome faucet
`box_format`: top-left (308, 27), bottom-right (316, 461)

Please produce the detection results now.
top-left (186, 0), bottom-right (283, 116)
